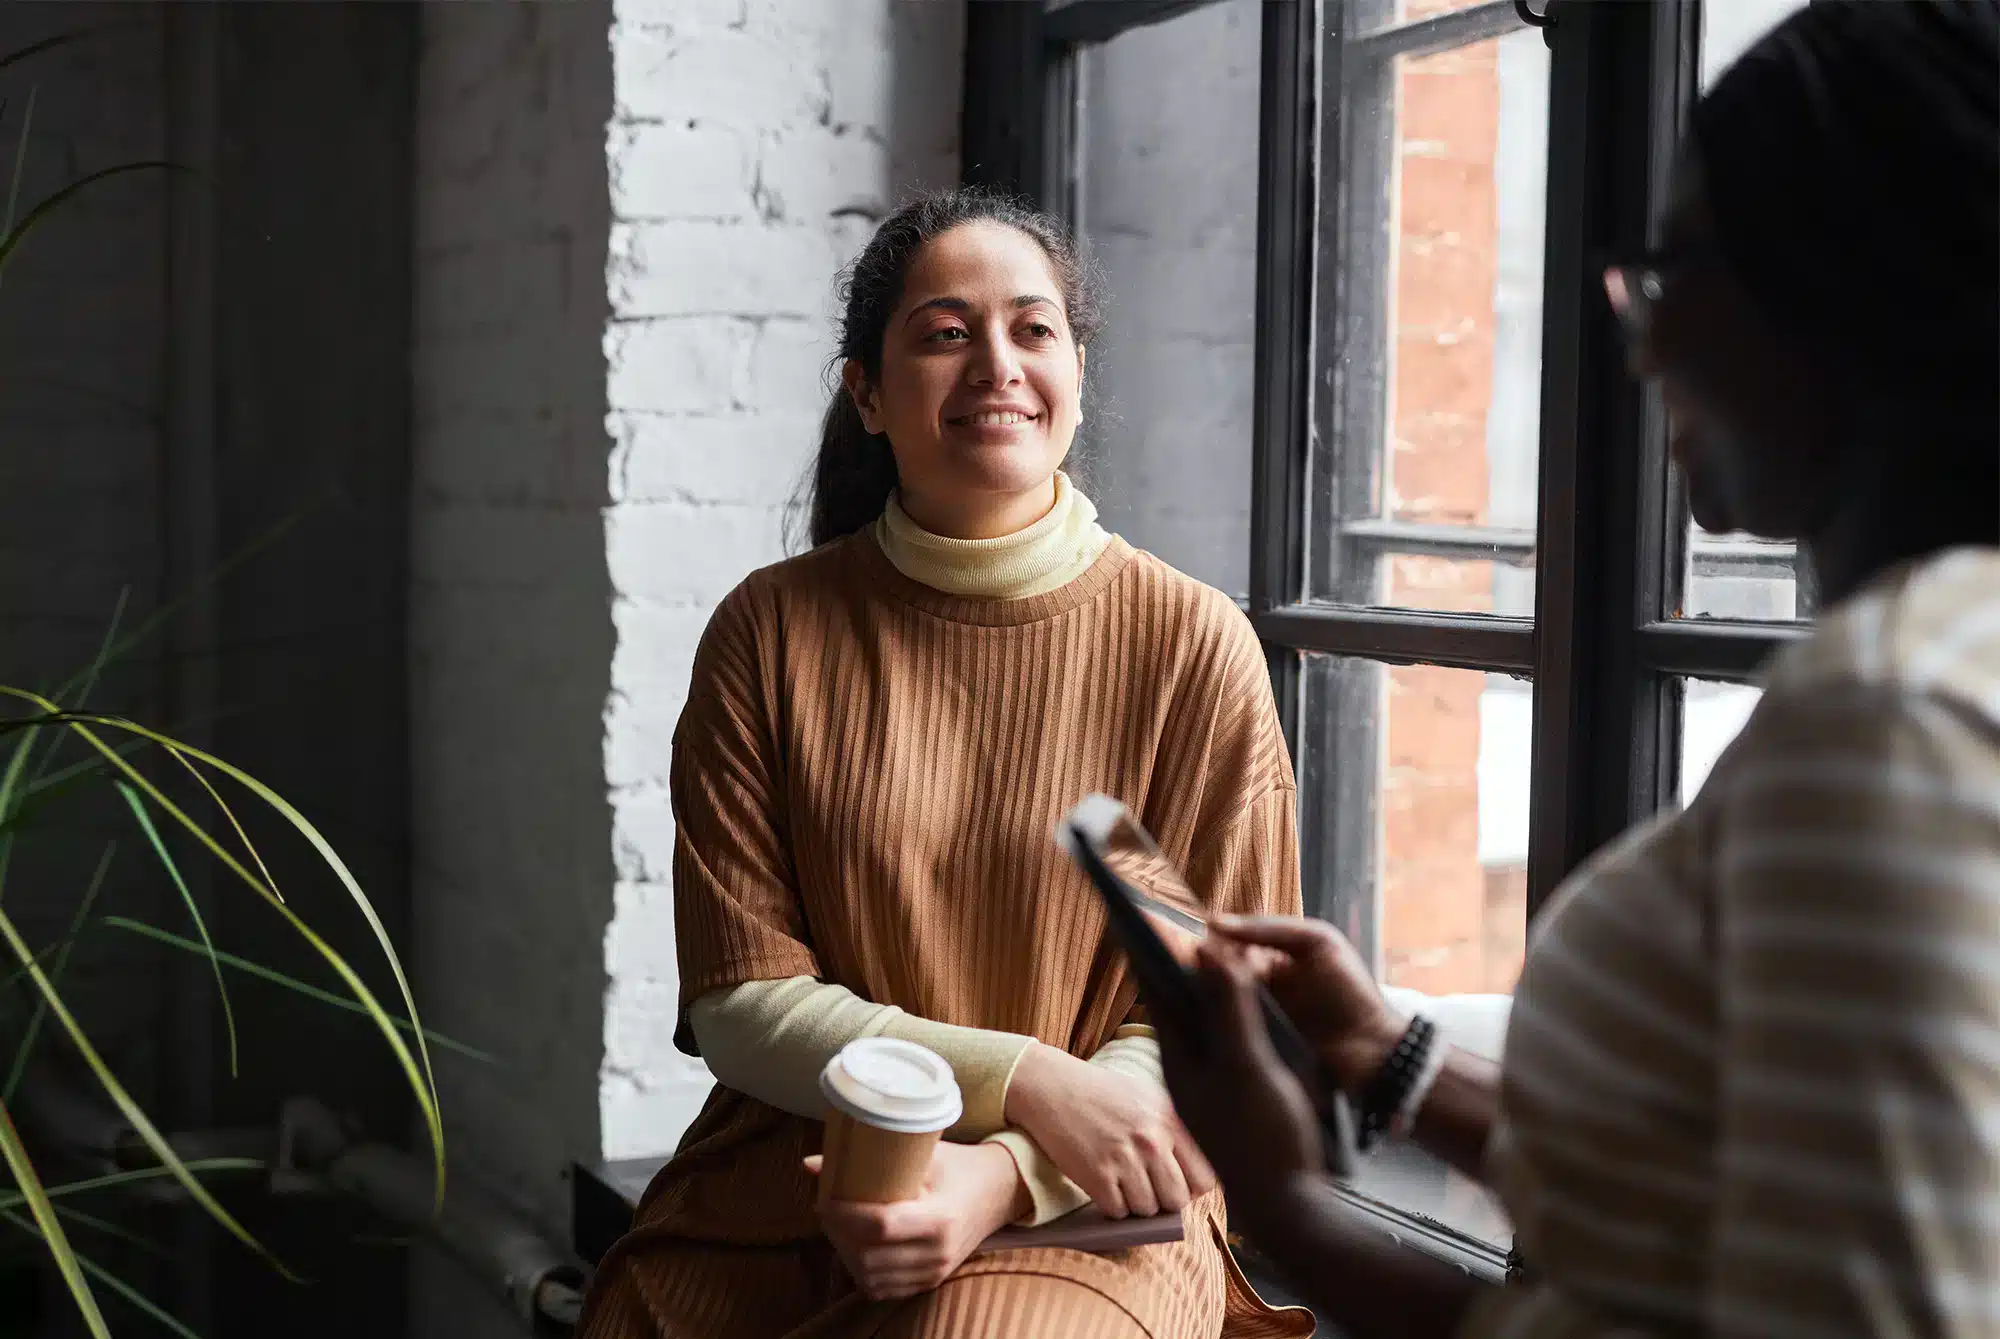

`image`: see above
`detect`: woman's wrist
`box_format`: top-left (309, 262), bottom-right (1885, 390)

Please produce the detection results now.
top-left (1001, 1040), bottom-right (1072, 1129)
top-left (1325, 1008), bottom-right (1411, 1095)
top-left (970, 1141), bottom-right (1033, 1232)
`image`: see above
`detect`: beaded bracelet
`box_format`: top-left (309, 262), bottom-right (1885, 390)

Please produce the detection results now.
top-left (1355, 1015), bottom-right (1437, 1153)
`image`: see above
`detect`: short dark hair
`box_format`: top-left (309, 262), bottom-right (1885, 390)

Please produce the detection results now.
top-left (1691, 0), bottom-right (1998, 425)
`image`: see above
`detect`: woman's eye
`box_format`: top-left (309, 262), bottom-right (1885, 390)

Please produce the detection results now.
top-left (925, 327), bottom-right (969, 343)
top-left (1023, 322), bottom-right (1057, 340)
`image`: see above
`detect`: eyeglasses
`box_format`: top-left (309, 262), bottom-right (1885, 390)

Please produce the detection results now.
top-left (1601, 246), bottom-right (1711, 347)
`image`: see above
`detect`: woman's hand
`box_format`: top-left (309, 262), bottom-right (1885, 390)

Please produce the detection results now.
top-left (1208, 914), bottom-right (1406, 1091)
top-left (1004, 1043), bottom-right (1216, 1218)
top-left (805, 1142), bottom-right (1027, 1301)
top-left (1153, 939), bottom-right (1326, 1237)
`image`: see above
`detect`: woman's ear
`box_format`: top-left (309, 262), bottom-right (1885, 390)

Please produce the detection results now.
top-left (842, 360), bottom-right (884, 435)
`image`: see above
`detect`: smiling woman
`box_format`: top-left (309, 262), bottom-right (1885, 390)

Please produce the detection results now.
top-left (576, 188), bottom-right (1315, 1339)
top-left (807, 191), bottom-right (1103, 547)
top-left (844, 223), bottom-right (1086, 538)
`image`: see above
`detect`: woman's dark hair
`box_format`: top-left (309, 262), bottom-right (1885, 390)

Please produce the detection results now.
top-left (797, 188), bottom-right (1105, 550)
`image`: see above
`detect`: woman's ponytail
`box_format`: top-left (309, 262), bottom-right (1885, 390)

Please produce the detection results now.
top-left (805, 393), bottom-right (901, 549)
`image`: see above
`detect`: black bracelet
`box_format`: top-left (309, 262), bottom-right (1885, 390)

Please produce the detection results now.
top-left (1354, 1015), bottom-right (1437, 1153)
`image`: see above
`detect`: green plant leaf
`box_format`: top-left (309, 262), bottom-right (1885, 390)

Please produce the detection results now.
top-left (0, 1157), bottom-right (265, 1212)
top-left (0, 707), bottom-right (45, 894)
top-left (0, 689), bottom-right (445, 1209)
top-left (0, 161), bottom-right (183, 280)
top-left (0, 899), bottom-right (291, 1278)
top-left (15, 735), bottom-right (149, 807)
top-left (164, 743), bottom-right (284, 905)
top-left (44, 587), bottom-right (126, 756)
top-left (0, 710), bottom-right (91, 740)
top-left (41, 513), bottom-right (313, 715)
top-left (2, 842), bottom-right (114, 1104)
top-left (2, 1208), bottom-right (198, 1339)
top-left (0, 1104), bottom-right (108, 1337)
top-left (54, 1203), bottom-right (172, 1259)
top-left (116, 782), bottom-right (238, 1076)
top-left (1, 82), bottom-right (36, 299)
top-left (0, 25), bottom-right (129, 78)
top-left (0, 937), bottom-right (66, 999)
top-left (102, 916), bottom-right (494, 1063)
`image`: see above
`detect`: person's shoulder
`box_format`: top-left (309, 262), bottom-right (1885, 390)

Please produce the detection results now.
top-left (696, 533), bottom-right (875, 659)
top-left (710, 533), bottom-right (874, 621)
top-left (1705, 549), bottom-right (2000, 809)
top-left (1114, 546), bottom-right (1265, 670)
top-left (1766, 546), bottom-right (2000, 723)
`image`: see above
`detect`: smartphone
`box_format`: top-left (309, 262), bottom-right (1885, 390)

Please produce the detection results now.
top-left (1057, 794), bottom-right (1355, 1177)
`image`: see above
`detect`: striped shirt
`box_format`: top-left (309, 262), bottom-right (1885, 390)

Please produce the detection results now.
top-left (1462, 547), bottom-right (2000, 1339)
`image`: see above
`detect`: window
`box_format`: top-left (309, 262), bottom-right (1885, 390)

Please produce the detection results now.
top-left (962, 0), bottom-right (1810, 1273)
top-left (1074, 0), bottom-right (1262, 599)
top-left (1678, 676), bottom-right (1762, 802)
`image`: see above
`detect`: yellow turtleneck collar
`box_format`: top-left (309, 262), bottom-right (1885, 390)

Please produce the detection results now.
top-left (873, 471), bottom-right (1115, 600)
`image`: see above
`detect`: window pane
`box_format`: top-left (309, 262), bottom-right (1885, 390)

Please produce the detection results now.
top-left (1701, 0), bottom-right (1811, 85)
top-left (1299, 653), bottom-right (1523, 1248)
top-left (1683, 535), bottom-right (1805, 619)
top-left (1678, 0), bottom-right (1815, 622)
top-left (1679, 677), bottom-right (1762, 803)
top-left (1384, 552), bottom-right (1536, 617)
top-left (1311, 24), bottom-right (1549, 615)
top-left (1350, 0), bottom-right (1508, 38)
top-left (1078, 0), bottom-right (1261, 600)
top-left (1301, 655), bottom-right (1530, 994)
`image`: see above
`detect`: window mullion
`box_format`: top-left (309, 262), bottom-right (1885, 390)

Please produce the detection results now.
top-left (1249, 0), bottom-right (1317, 763)
top-left (1525, 1), bottom-right (1683, 914)
top-left (960, 3), bottom-right (1051, 202)
top-left (1255, 606), bottom-right (1534, 674)
top-left (1636, 618), bottom-right (1806, 682)
top-left (1041, 0), bottom-right (1239, 48)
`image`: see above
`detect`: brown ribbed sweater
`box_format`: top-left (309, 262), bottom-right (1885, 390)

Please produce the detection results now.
top-left (579, 532), bottom-right (1313, 1339)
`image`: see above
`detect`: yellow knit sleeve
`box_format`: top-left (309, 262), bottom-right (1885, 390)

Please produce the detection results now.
top-left (688, 977), bottom-right (1034, 1139)
top-left (982, 1026), bottom-right (1161, 1226)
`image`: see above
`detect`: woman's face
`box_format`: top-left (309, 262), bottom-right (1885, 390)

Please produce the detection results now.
top-left (846, 222), bottom-right (1084, 532)
top-left (1619, 152), bottom-right (1838, 540)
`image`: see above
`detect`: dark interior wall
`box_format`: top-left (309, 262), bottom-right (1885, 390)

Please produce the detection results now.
top-left (203, 5), bottom-right (417, 1337)
top-left (0, 5), bottom-right (417, 1336)
top-left (0, 4), bottom-right (170, 1072)
top-left (0, 11), bottom-right (179, 1333)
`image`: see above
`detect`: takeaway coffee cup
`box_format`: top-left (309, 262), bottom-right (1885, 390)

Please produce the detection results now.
top-left (817, 1037), bottom-right (963, 1205)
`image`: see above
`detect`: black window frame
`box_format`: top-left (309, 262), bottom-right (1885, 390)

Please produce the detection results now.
top-left (963, 0), bottom-right (1809, 1270)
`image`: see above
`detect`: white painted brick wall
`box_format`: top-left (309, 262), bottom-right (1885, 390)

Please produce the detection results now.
top-left (413, 6), bottom-right (966, 1329)
top-left (599, 0), bottom-right (964, 1160)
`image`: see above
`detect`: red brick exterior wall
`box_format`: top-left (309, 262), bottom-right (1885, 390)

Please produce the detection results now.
top-left (1379, 16), bottom-right (1526, 995)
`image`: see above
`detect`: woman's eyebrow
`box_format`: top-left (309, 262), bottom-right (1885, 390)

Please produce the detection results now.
top-left (903, 295), bottom-right (968, 326)
top-left (901, 294), bottom-right (1062, 326)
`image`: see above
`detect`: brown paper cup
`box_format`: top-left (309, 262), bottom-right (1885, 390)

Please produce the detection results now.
top-left (816, 1038), bottom-right (962, 1205)
top-left (817, 1110), bottom-right (942, 1205)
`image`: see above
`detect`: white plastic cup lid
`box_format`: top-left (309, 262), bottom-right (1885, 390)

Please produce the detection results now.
top-left (819, 1038), bottom-right (963, 1133)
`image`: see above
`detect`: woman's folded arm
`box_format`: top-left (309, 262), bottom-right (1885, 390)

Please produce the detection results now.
top-left (983, 1026), bottom-right (1163, 1226)
top-left (688, 976), bottom-right (1036, 1139)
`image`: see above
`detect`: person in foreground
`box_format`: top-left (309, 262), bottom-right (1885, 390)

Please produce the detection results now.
top-left (1155, 3), bottom-right (2000, 1337)
top-left (577, 189), bottom-right (1312, 1338)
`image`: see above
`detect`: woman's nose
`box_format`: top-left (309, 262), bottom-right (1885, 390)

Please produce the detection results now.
top-left (968, 331), bottom-right (1024, 387)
